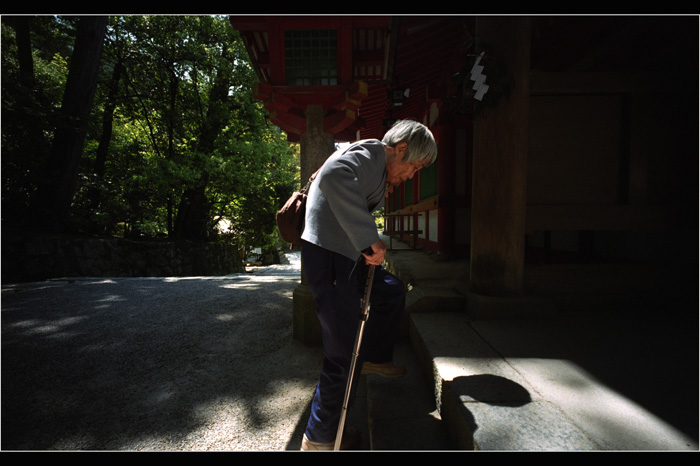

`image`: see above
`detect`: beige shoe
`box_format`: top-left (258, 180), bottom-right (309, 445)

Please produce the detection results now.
top-left (301, 426), bottom-right (360, 451)
top-left (361, 361), bottom-right (406, 378)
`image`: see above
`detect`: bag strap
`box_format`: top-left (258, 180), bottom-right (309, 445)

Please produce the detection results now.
top-left (302, 143), bottom-right (355, 194)
top-left (301, 168), bottom-right (321, 194)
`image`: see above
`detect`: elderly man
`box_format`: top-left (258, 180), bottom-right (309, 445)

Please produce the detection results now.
top-left (300, 120), bottom-right (438, 450)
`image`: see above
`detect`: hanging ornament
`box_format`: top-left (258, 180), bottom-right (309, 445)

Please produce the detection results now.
top-left (469, 52), bottom-right (489, 101)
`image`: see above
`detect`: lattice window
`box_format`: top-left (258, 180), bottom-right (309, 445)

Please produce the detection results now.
top-left (284, 29), bottom-right (338, 86)
top-left (353, 28), bottom-right (385, 82)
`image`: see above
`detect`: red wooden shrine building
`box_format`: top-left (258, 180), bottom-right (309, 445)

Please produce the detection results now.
top-left (229, 15), bottom-right (697, 300)
top-left (229, 16), bottom-right (480, 257)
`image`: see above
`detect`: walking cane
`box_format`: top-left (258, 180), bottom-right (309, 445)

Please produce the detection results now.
top-left (334, 250), bottom-right (375, 451)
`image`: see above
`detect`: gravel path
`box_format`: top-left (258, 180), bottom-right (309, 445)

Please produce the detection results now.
top-left (2, 252), bottom-right (324, 451)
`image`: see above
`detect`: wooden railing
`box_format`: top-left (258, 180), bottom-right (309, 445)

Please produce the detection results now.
top-left (382, 213), bottom-right (423, 250)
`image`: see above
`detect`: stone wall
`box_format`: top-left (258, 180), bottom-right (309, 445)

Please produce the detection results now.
top-left (2, 231), bottom-right (244, 283)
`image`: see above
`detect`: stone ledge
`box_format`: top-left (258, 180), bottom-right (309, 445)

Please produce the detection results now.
top-left (2, 232), bottom-right (244, 283)
top-left (409, 311), bottom-right (598, 450)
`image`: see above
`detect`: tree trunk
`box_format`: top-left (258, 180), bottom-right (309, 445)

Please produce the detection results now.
top-left (174, 182), bottom-right (210, 240)
top-left (173, 49), bottom-right (231, 241)
top-left (38, 16), bottom-right (108, 231)
top-left (12, 16), bottom-right (35, 88)
top-left (88, 57), bottom-right (123, 227)
top-left (166, 70), bottom-right (179, 237)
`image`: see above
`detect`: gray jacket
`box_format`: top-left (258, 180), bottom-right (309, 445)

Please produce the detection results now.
top-left (301, 139), bottom-right (386, 260)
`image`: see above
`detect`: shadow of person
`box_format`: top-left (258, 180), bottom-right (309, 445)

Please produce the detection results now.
top-left (450, 374), bottom-right (531, 407)
top-left (442, 373), bottom-right (532, 447)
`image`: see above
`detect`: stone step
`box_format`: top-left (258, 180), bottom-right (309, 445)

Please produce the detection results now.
top-left (399, 286), bottom-right (467, 340)
top-left (365, 341), bottom-right (455, 450)
top-left (408, 312), bottom-right (599, 450)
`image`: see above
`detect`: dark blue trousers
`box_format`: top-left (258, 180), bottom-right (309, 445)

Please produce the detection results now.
top-left (301, 240), bottom-right (406, 444)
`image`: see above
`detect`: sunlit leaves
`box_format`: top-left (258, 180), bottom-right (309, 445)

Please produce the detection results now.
top-left (2, 15), bottom-right (299, 248)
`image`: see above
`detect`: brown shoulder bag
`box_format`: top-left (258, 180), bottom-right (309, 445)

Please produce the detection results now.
top-left (276, 169), bottom-right (319, 246)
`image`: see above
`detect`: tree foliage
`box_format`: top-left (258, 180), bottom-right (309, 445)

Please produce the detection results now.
top-left (2, 15), bottom-right (299, 251)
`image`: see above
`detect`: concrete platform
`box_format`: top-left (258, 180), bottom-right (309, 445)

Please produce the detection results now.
top-left (378, 239), bottom-right (699, 451)
top-left (1, 245), bottom-right (696, 451)
top-left (409, 312), bottom-right (697, 450)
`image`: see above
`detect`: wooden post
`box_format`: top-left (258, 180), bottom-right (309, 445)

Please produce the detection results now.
top-left (469, 17), bottom-right (531, 297)
top-left (299, 105), bottom-right (335, 183)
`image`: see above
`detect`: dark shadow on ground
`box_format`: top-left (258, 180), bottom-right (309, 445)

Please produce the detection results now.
top-left (1, 271), bottom-right (322, 450)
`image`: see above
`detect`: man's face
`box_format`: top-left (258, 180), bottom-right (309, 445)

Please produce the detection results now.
top-left (386, 152), bottom-right (429, 188)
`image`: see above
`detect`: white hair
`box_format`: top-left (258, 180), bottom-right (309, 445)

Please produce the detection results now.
top-left (382, 120), bottom-right (438, 165)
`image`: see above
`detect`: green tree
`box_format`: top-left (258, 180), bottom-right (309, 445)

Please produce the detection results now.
top-left (2, 15), bottom-right (299, 252)
top-left (2, 16), bottom-right (80, 225)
